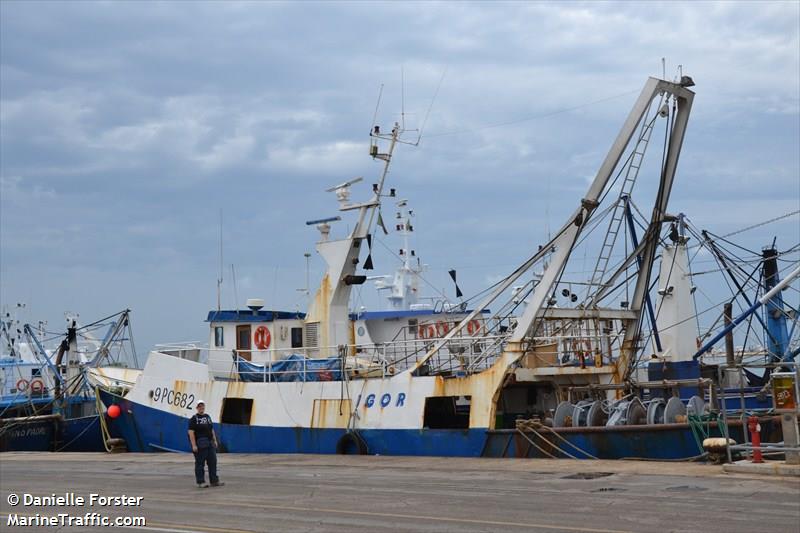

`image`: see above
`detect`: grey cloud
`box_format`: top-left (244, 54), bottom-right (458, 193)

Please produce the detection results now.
top-left (1, 1), bottom-right (797, 351)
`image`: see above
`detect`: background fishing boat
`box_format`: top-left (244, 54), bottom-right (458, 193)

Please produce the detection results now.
top-left (0, 308), bottom-right (140, 452)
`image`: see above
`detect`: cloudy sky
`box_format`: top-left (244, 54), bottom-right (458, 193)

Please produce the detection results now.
top-left (1, 1), bottom-right (798, 355)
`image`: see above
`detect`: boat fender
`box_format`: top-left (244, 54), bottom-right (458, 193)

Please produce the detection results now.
top-left (336, 431), bottom-right (368, 455)
top-left (702, 437), bottom-right (735, 454)
top-left (16, 378), bottom-right (29, 393)
top-left (29, 378), bottom-right (45, 394)
top-left (253, 326), bottom-right (271, 350)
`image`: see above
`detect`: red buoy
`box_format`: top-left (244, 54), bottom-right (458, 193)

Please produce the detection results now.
top-left (107, 404), bottom-right (121, 419)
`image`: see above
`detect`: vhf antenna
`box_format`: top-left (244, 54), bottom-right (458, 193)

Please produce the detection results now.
top-left (370, 67), bottom-right (446, 148)
top-left (370, 84), bottom-right (384, 136)
top-left (401, 65), bottom-right (405, 131)
top-left (217, 208), bottom-right (223, 311)
top-left (297, 252), bottom-right (312, 298)
top-left (231, 264), bottom-right (239, 315)
top-left (415, 66), bottom-right (447, 146)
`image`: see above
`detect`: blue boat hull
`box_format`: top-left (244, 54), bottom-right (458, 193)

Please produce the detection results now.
top-left (59, 415), bottom-right (106, 452)
top-left (0, 415), bottom-right (105, 452)
top-left (98, 390), bottom-right (772, 459)
top-left (484, 422), bottom-right (758, 460)
top-left (99, 389), bottom-right (487, 455)
top-left (0, 418), bottom-right (55, 451)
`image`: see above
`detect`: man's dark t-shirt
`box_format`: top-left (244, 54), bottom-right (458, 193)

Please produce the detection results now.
top-left (189, 414), bottom-right (214, 448)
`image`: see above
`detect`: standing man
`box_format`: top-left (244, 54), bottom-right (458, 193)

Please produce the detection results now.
top-left (188, 400), bottom-right (224, 488)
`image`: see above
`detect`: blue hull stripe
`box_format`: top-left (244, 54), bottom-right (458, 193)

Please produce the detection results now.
top-left (99, 390), bottom-right (487, 456)
top-left (99, 390), bottom-right (763, 459)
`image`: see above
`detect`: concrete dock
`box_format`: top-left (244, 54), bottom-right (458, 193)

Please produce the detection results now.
top-left (1, 453), bottom-right (799, 532)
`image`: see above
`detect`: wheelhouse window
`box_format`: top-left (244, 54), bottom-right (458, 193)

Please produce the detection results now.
top-left (291, 327), bottom-right (303, 348)
top-left (214, 326), bottom-right (224, 347)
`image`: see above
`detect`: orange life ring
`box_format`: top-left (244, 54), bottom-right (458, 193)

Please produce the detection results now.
top-left (16, 378), bottom-right (29, 392)
top-left (466, 319), bottom-right (482, 336)
top-left (435, 321), bottom-right (450, 337)
top-left (418, 324), bottom-right (436, 339)
top-left (29, 378), bottom-right (45, 394)
top-left (253, 326), bottom-right (271, 350)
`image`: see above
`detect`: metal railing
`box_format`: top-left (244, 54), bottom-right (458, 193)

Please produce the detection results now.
top-left (153, 326), bottom-right (631, 383)
top-left (715, 360), bottom-right (800, 464)
top-left (156, 334), bottom-right (512, 381)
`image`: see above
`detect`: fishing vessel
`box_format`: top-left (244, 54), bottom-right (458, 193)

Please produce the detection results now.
top-left (486, 232), bottom-right (798, 459)
top-left (98, 74), bottom-right (799, 458)
top-left (0, 309), bottom-right (140, 452)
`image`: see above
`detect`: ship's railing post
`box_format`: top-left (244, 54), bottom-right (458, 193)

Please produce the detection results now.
top-left (738, 364), bottom-right (751, 460)
top-left (718, 364), bottom-right (733, 464)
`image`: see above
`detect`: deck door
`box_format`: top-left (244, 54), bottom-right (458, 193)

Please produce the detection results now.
top-left (236, 325), bottom-right (252, 361)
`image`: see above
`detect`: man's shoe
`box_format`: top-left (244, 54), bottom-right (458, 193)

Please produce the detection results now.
top-left (210, 481), bottom-right (225, 487)
top-left (197, 483), bottom-right (209, 488)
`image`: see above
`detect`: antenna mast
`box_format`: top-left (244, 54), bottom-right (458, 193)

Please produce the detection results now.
top-left (231, 264), bottom-right (239, 314)
top-left (297, 252), bottom-right (312, 300)
top-left (306, 253), bottom-right (312, 295)
top-left (401, 66), bottom-right (405, 131)
top-left (217, 209), bottom-right (223, 311)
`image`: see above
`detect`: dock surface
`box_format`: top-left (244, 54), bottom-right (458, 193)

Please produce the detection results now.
top-left (1, 453), bottom-right (799, 532)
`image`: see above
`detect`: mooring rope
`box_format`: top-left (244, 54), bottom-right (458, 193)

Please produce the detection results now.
top-left (514, 427), bottom-right (557, 459)
top-left (94, 387), bottom-right (113, 452)
top-left (535, 423), bottom-right (599, 460)
top-left (516, 419), bottom-right (598, 460)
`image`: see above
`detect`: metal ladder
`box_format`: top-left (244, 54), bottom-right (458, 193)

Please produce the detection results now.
top-left (587, 113), bottom-right (658, 293)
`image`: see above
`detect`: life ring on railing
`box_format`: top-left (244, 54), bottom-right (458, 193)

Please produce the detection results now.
top-left (435, 321), bottom-right (450, 337)
top-left (418, 324), bottom-right (436, 340)
top-left (16, 378), bottom-right (29, 393)
top-left (466, 319), bottom-right (482, 336)
top-left (29, 378), bottom-right (45, 394)
top-left (253, 326), bottom-right (271, 350)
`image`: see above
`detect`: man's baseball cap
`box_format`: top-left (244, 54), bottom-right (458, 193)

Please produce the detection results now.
top-left (196, 399), bottom-right (205, 406)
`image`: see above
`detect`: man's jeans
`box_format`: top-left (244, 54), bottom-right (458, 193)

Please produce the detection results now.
top-left (194, 444), bottom-right (218, 484)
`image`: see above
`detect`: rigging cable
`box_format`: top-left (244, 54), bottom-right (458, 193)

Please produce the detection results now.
top-left (712, 210), bottom-right (800, 242)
